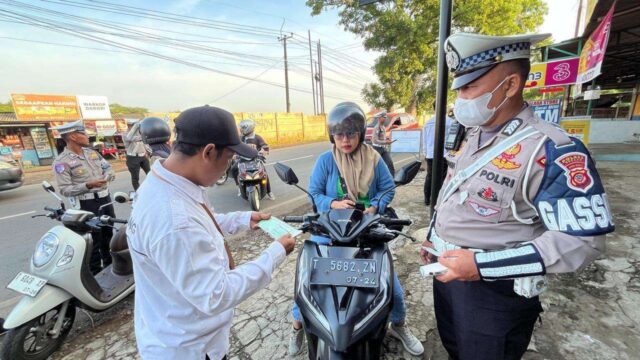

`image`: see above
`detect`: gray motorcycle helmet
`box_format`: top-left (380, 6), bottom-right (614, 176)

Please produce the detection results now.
top-left (139, 117), bottom-right (171, 145)
top-left (327, 102), bottom-right (366, 143)
top-left (239, 119), bottom-right (256, 137)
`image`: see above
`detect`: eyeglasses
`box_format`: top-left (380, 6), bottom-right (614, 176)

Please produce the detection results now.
top-left (333, 132), bottom-right (359, 141)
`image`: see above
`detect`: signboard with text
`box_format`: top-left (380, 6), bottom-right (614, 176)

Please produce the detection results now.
top-left (390, 129), bottom-right (421, 153)
top-left (577, 4), bottom-right (615, 83)
top-left (530, 98), bottom-right (563, 124)
top-left (11, 94), bottom-right (80, 121)
top-left (560, 118), bottom-right (591, 145)
top-left (526, 58), bottom-right (579, 89)
top-left (77, 95), bottom-right (112, 120)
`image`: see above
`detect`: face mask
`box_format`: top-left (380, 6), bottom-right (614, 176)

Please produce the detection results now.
top-left (453, 77), bottom-right (511, 127)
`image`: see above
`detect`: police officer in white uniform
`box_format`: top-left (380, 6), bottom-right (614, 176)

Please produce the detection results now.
top-left (53, 121), bottom-right (116, 274)
top-left (420, 33), bottom-right (615, 360)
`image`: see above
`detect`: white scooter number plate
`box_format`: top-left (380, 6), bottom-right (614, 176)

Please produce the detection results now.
top-left (7, 272), bottom-right (47, 297)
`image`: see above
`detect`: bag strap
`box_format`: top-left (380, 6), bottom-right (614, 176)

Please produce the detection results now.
top-left (441, 126), bottom-right (540, 202)
top-left (151, 169), bottom-right (236, 269)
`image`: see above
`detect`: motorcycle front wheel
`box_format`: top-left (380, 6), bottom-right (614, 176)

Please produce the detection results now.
top-left (248, 185), bottom-right (261, 211)
top-left (1, 302), bottom-right (76, 360)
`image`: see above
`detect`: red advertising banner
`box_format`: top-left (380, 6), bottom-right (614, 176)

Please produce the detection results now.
top-left (577, 3), bottom-right (615, 83)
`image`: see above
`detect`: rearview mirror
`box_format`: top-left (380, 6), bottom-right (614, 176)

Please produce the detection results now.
top-left (42, 181), bottom-right (55, 193)
top-left (113, 192), bottom-right (130, 204)
top-left (274, 163), bottom-right (299, 185)
top-left (394, 161), bottom-right (421, 186)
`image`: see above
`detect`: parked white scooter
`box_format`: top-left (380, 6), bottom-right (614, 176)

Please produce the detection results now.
top-left (1, 181), bottom-right (134, 360)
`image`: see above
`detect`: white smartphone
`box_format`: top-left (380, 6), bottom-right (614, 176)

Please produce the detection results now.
top-left (422, 246), bottom-right (442, 258)
top-left (420, 263), bottom-right (448, 277)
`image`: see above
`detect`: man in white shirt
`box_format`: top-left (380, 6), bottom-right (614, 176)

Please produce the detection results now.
top-left (127, 105), bottom-right (296, 360)
top-left (422, 104), bottom-right (453, 206)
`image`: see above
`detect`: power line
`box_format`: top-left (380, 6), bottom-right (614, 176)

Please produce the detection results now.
top-left (211, 61), bottom-right (282, 103)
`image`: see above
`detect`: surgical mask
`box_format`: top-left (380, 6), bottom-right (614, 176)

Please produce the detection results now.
top-left (453, 77), bottom-right (511, 127)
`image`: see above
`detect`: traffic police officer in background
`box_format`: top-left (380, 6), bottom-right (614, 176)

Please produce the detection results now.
top-left (53, 121), bottom-right (117, 274)
top-left (420, 33), bottom-right (615, 360)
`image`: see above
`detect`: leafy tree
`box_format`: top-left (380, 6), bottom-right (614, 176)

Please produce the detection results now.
top-left (109, 103), bottom-right (149, 115)
top-left (0, 100), bottom-right (13, 112)
top-left (307, 0), bottom-right (548, 115)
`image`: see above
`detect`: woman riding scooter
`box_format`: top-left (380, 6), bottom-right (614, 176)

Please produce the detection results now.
top-left (230, 119), bottom-right (275, 200)
top-left (288, 102), bottom-right (424, 357)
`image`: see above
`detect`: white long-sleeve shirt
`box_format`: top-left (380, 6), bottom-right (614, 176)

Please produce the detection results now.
top-left (127, 160), bottom-right (286, 360)
top-left (422, 116), bottom-right (453, 159)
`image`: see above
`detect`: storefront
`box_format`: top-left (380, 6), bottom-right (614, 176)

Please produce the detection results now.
top-left (0, 113), bottom-right (56, 166)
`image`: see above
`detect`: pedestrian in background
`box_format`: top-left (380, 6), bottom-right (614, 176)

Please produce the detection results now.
top-left (124, 119), bottom-right (151, 191)
top-left (52, 121), bottom-right (116, 274)
top-left (371, 112), bottom-right (395, 176)
top-left (422, 103), bottom-right (453, 206)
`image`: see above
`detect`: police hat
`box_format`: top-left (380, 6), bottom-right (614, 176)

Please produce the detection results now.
top-left (174, 105), bottom-right (258, 158)
top-left (54, 120), bottom-right (86, 135)
top-left (445, 33), bottom-right (550, 90)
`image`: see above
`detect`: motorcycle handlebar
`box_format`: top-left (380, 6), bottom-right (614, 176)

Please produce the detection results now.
top-left (111, 218), bottom-right (128, 224)
top-left (282, 216), bottom-right (304, 223)
top-left (44, 206), bottom-right (58, 212)
top-left (379, 218), bottom-right (412, 227)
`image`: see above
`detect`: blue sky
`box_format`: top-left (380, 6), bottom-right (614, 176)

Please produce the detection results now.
top-left (0, 0), bottom-right (580, 113)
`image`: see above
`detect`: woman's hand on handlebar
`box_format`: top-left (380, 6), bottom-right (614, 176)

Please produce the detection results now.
top-left (363, 206), bottom-right (377, 215)
top-left (331, 199), bottom-right (355, 209)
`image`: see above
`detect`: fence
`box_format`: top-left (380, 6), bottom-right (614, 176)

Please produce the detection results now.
top-left (232, 112), bottom-right (327, 147)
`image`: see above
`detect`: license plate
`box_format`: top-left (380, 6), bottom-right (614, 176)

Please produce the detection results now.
top-left (310, 258), bottom-right (379, 289)
top-left (7, 272), bottom-right (47, 297)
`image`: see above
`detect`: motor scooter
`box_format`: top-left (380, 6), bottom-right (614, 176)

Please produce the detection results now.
top-left (275, 160), bottom-right (421, 359)
top-left (1, 181), bottom-right (134, 360)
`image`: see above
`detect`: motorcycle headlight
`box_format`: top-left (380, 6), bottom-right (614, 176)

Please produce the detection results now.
top-left (33, 233), bottom-right (60, 268)
top-left (56, 245), bottom-right (74, 267)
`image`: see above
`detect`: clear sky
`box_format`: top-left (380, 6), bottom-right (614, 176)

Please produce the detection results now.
top-left (0, 0), bottom-right (583, 114)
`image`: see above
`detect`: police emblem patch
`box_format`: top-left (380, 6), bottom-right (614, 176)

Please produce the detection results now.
top-left (54, 163), bottom-right (66, 174)
top-left (445, 44), bottom-right (461, 71)
top-left (478, 187), bottom-right (498, 202)
top-left (555, 152), bottom-right (593, 193)
top-left (468, 200), bottom-right (500, 217)
top-left (492, 144), bottom-right (522, 170)
top-left (90, 152), bottom-right (98, 159)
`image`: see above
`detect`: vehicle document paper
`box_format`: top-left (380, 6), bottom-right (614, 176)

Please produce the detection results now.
top-left (258, 217), bottom-right (302, 240)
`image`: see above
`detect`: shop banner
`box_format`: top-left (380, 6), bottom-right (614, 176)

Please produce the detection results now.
top-left (30, 127), bottom-right (53, 159)
top-left (11, 94), bottom-right (80, 121)
top-left (95, 120), bottom-right (117, 136)
top-left (577, 3), bottom-right (615, 84)
top-left (77, 95), bottom-right (112, 120)
top-left (530, 98), bottom-right (563, 124)
top-left (525, 58), bottom-right (579, 89)
top-left (560, 118), bottom-right (591, 145)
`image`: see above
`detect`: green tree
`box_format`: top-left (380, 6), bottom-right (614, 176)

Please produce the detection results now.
top-left (307, 0), bottom-right (548, 115)
top-left (109, 103), bottom-right (149, 115)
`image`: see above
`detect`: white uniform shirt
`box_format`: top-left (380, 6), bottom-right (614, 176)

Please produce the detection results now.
top-left (127, 160), bottom-right (286, 360)
top-left (422, 116), bottom-right (453, 159)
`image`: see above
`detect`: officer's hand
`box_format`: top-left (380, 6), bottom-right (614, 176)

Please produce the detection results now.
top-left (250, 212), bottom-right (271, 229)
top-left (435, 249), bottom-right (480, 283)
top-left (86, 179), bottom-right (107, 189)
top-left (331, 199), bottom-right (355, 209)
top-left (278, 234), bottom-right (296, 255)
top-left (420, 240), bottom-right (436, 265)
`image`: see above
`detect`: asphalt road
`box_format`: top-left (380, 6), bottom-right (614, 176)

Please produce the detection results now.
top-left (0, 142), bottom-right (416, 317)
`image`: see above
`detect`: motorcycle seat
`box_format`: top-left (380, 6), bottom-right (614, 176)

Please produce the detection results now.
top-left (109, 229), bottom-right (133, 276)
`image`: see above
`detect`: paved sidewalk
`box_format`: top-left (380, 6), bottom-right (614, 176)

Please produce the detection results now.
top-left (17, 159), bottom-right (638, 360)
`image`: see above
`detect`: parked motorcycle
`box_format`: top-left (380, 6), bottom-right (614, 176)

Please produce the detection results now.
top-left (1, 182), bottom-right (134, 360)
top-left (275, 160), bottom-right (421, 359)
top-left (237, 155), bottom-right (269, 211)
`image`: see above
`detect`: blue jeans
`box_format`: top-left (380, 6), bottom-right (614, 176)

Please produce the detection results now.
top-left (291, 236), bottom-right (407, 324)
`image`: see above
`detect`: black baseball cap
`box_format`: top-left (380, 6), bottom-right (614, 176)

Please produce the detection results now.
top-left (174, 105), bottom-right (258, 158)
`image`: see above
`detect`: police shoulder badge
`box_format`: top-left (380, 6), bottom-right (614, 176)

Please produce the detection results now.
top-left (501, 119), bottom-right (522, 136)
top-left (54, 163), bottom-right (66, 174)
top-left (492, 144), bottom-right (522, 170)
top-left (555, 152), bottom-right (593, 193)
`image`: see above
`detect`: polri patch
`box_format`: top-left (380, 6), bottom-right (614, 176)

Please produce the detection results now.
top-left (501, 119), bottom-right (523, 136)
top-left (555, 152), bottom-right (593, 193)
top-left (478, 169), bottom-right (516, 188)
top-left (468, 200), bottom-right (500, 217)
top-left (491, 144), bottom-right (522, 170)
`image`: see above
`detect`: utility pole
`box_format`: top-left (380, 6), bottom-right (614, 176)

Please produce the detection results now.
top-left (308, 30), bottom-right (317, 115)
top-left (317, 40), bottom-right (325, 114)
top-left (314, 60), bottom-right (321, 115)
top-left (279, 33), bottom-right (294, 112)
top-left (574, 0), bottom-right (584, 37)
